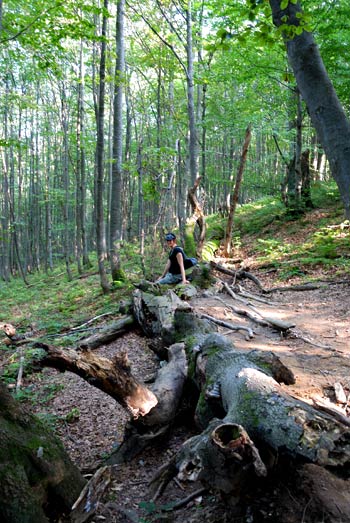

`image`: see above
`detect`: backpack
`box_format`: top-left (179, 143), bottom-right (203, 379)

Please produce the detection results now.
top-left (184, 256), bottom-right (198, 269)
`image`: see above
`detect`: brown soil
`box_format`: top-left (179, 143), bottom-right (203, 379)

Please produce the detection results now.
top-left (25, 266), bottom-right (350, 523)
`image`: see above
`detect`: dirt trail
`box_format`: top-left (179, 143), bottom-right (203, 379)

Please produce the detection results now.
top-left (29, 276), bottom-right (350, 523)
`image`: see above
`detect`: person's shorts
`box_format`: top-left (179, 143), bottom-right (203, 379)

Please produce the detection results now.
top-left (157, 273), bottom-right (183, 284)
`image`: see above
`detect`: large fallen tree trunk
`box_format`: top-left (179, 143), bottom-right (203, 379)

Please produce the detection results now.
top-left (109, 341), bottom-right (188, 463)
top-left (126, 289), bottom-right (350, 508)
top-left (191, 333), bottom-right (350, 467)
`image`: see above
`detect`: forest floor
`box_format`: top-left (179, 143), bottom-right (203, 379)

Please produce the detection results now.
top-left (17, 212), bottom-right (350, 523)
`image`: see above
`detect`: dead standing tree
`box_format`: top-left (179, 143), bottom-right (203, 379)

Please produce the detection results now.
top-left (223, 124), bottom-right (252, 256)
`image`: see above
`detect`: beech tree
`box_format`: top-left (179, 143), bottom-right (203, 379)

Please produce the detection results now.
top-left (269, 0), bottom-right (350, 217)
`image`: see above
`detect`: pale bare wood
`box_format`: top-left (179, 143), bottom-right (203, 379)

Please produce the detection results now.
top-left (41, 345), bottom-right (157, 418)
top-left (71, 466), bottom-right (112, 523)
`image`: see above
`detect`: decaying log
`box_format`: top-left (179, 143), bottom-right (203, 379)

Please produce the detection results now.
top-left (0, 382), bottom-right (85, 522)
top-left (77, 315), bottom-right (135, 349)
top-left (130, 290), bottom-right (350, 468)
top-left (133, 288), bottom-right (192, 344)
top-left (191, 333), bottom-right (350, 468)
top-left (150, 419), bottom-right (266, 502)
top-left (108, 342), bottom-right (188, 463)
top-left (40, 345), bottom-right (157, 417)
top-left (148, 332), bottom-right (350, 503)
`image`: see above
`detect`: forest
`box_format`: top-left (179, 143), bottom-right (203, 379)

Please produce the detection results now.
top-left (1, 0), bottom-right (350, 522)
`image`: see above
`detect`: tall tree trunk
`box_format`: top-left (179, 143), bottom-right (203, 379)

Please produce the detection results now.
top-left (269, 0), bottom-right (350, 218)
top-left (95, 0), bottom-right (111, 293)
top-left (185, 0), bottom-right (198, 187)
top-left (110, 0), bottom-right (125, 282)
top-left (60, 82), bottom-right (73, 281)
top-left (76, 38), bottom-right (90, 272)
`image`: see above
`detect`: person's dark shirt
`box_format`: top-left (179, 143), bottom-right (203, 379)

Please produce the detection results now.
top-left (169, 246), bottom-right (185, 274)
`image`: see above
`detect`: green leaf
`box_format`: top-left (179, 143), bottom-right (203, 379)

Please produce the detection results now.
top-left (280, 0), bottom-right (289, 9)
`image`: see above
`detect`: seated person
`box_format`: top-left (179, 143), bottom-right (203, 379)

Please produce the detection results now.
top-left (155, 232), bottom-right (189, 285)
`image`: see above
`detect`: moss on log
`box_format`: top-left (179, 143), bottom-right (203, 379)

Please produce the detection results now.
top-left (0, 383), bottom-right (85, 522)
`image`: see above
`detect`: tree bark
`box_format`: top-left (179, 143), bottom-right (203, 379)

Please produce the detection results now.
top-left (269, 0), bottom-right (350, 217)
top-left (95, 0), bottom-right (111, 293)
top-left (0, 382), bottom-right (85, 522)
top-left (110, 0), bottom-right (125, 282)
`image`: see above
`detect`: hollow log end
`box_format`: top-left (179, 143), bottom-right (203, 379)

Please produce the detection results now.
top-left (211, 423), bottom-right (267, 478)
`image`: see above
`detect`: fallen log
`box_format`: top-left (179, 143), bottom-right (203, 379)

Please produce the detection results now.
top-left (150, 420), bottom-right (267, 502)
top-left (148, 331), bottom-right (350, 504)
top-left (108, 342), bottom-right (188, 463)
top-left (191, 333), bottom-right (350, 467)
top-left (221, 282), bottom-right (295, 332)
top-left (40, 344), bottom-right (157, 417)
top-left (77, 315), bottom-right (135, 349)
top-left (0, 382), bottom-right (85, 522)
top-left (129, 290), bottom-right (350, 469)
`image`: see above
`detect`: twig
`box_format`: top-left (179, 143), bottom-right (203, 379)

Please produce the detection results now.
top-left (301, 498), bottom-right (312, 523)
top-left (167, 487), bottom-right (208, 511)
top-left (173, 477), bottom-right (185, 491)
top-left (71, 312), bottom-right (114, 331)
top-left (289, 331), bottom-right (334, 350)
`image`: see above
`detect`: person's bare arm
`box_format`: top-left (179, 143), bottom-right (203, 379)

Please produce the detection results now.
top-left (176, 252), bottom-right (189, 284)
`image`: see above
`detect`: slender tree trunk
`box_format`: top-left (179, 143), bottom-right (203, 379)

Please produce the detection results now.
top-left (137, 142), bottom-right (146, 276)
top-left (60, 83), bottom-right (73, 281)
top-left (185, 1), bottom-right (198, 187)
top-left (224, 125), bottom-right (252, 256)
top-left (110, 0), bottom-right (125, 282)
top-left (95, 0), bottom-right (111, 293)
top-left (269, 0), bottom-right (350, 218)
